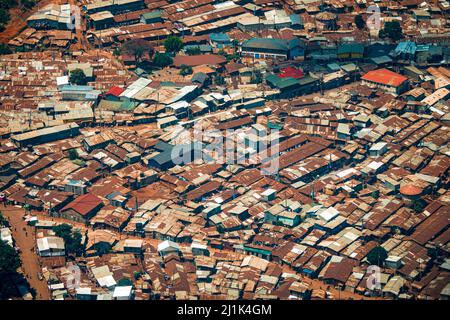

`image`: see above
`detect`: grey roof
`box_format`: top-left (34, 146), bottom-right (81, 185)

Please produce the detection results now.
top-left (242, 37), bottom-right (301, 52)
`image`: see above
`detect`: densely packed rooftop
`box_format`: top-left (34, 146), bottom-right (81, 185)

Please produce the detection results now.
top-left (0, 0), bottom-right (449, 301)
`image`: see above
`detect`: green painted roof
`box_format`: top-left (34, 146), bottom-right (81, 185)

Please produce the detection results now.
top-left (141, 10), bottom-right (162, 20)
top-left (337, 43), bottom-right (364, 55)
top-left (266, 73), bottom-right (299, 89)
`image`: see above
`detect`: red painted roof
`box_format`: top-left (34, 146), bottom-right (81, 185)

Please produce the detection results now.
top-left (400, 184), bottom-right (423, 196)
top-left (278, 66), bottom-right (304, 79)
top-left (361, 68), bottom-right (408, 87)
top-left (173, 54), bottom-right (226, 67)
top-left (61, 194), bottom-right (103, 216)
top-left (105, 86), bottom-right (125, 97)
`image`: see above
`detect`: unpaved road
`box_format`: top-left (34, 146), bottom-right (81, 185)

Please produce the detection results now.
top-left (1, 205), bottom-right (50, 300)
top-left (0, 0), bottom-right (64, 44)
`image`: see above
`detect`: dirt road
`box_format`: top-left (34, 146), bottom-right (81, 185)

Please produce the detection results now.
top-left (0, 0), bottom-right (63, 44)
top-left (1, 205), bottom-right (50, 300)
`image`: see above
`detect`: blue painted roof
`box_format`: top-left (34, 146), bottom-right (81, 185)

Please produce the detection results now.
top-left (395, 41), bottom-right (417, 55)
top-left (290, 14), bottom-right (302, 25)
top-left (209, 33), bottom-right (231, 42)
top-left (61, 85), bottom-right (94, 92)
top-left (327, 63), bottom-right (340, 71)
top-left (416, 44), bottom-right (430, 52)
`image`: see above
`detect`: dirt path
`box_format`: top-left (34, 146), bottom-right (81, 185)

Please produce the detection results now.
top-left (1, 205), bottom-right (50, 300)
top-left (0, 0), bottom-right (63, 44)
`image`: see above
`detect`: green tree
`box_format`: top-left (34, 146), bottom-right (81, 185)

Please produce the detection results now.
top-left (53, 224), bottom-right (73, 239)
top-left (0, 276), bottom-right (17, 299)
top-left (164, 36), bottom-right (183, 54)
top-left (251, 70), bottom-right (263, 84)
top-left (185, 46), bottom-right (201, 56)
top-left (180, 64), bottom-right (193, 76)
top-left (118, 277), bottom-right (133, 286)
top-left (29, 287), bottom-right (36, 299)
top-left (226, 53), bottom-right (239, 61)
top-left (215, 75), bottom-right (225, 85)
top-left (354, 14), bottom-right (365, 30)
top-left (122, 39), bottom-right (154, 62)
top-left (113, 47), bottom-right (121, 56)
top-left (0, 43), bottom-right (11, 54)
top-left (95, 242), bottom-right (111, 256)
top-left (366, 246), bottom-right (388, 266)
top-left (66, 231), bottom-right (83, 256)
top-left (379, 21), bottom-right (403, 41)
top-left (21, 0), bottom-right (35, 9)
top-left (53, 224), bottom-right (83, 256)
top-left (0, 212), bottom-right (9, 227)
top-left (412, 199), bottom-right (425, 213)
top-left (70, 69), bottom-right (88, 85)
top-left (153, 52), bottom-right (173, 68)
top-left (0, 0), bottom-right (18, 9)
top-left (0, 240), bottom-right (20, 274)
top-left (133, 271), bottom-right (142, 280)
top-left (0, 8), bottom-right (10, 27)
top-left (68, 149), bottom-right (78, 161)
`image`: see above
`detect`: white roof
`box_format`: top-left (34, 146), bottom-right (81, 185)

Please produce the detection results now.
top-left (167, 100), bottom-right (189, 110)
top-left (157, 240), bottom-right (180, 252)
top-left (37, 236), bottom-right (65, 251)
top-left (191, 242), bottom-right (208, 250)
top-left (76, 287), bottom-right (92, 295)
top-left (262, 188), bottom-right (276, 196)
top-left (335, 167), bottom-right (359, 179)
top-left (119, 78), bottom-right (151, 98)
top-left (92, 265), bottom-right (112, 279)
top-left (113, 286), bottom-right (132, 298)
top-left (56, 75), bottom-right (69, 86)
top-left (370, 142), bottom-right (387, 151)
top-left (0, 228), bottom-right (12, 246)
top-left (367, 161), bottom-right (384, 171)
top-left (164, 85), bottom-right (198, 105)
top-left (318, 207), bottom-right (340, 222)
top-left (97, 275), bottom-right (116, 288)
top-left (124, 239), bottom-right (143, 248)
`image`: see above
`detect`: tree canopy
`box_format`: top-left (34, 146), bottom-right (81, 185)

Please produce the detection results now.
top-left (122, 39), bottom-right (154, 62)
top-left (0, 8), bottom-right (10, 27)
top-left (0, 212), bottom-right (9, 227)
top-left (185, 46), bottom-right (201, 56)
top-left (354, 14), bottom-right (365, 30)
top-left (366, 246), bottom-right (388, 266)
top-left (180, 64), bottom-right (193, 76)
top-left (53, 224), bottom-right (83, 256)
top-left (164, 36), bottom-right (183, 54)
top-left (0, 0), bottom-right (30, 30)
top-left (379, 21), bottom-right (403, 41)
top-left (250, 70), bottom-right (263, 84)
top-left (70, 69), bottom-right (88, 85)
top-left (0, 0), bottom-right (18, 9)
top-left (153, 52), bottom-right (173, 68)
top-left (118, 277), bottom-right (133, 287)
top-left (215, 75), bottom-right (225, 86)
top-left (68, 149), bottom-right (79, 161)
top-left (95, 242), bottom-right (111, 256)
top-left (0, 43), bottom-right (11, 54)
top-left (0, 240), bottom-right (20, 275)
